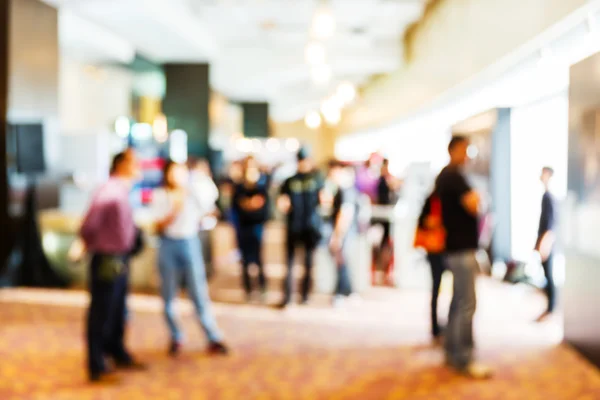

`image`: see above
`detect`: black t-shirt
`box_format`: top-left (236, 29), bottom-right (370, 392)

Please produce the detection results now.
top-left (377, 176), bottom-right (392, 205)
top-left (332, 186), bottom-right (359, 236)
top-left (538, 191), bottom-right (556, 239)
top-left (435, 166), bottom-right (479, 252)
top-left (233, 177), bottom-right (269, 226)
top-left (280, 171), bottom-right (324, 234)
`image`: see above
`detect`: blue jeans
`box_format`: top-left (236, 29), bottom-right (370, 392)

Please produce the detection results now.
top-left (239, 224), bottom-right (266, 294)
top-left (444, 250), bottom-right (478, 370)
top-left (331, 237), bottom-right (352, 297)
top-left (158, 236), bottom-right (223, 344)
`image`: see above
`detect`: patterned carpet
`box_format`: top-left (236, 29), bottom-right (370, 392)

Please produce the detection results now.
top-left (0, 279), bottom-right (599, 400)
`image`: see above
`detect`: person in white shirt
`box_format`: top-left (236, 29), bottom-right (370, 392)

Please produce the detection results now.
top-left (152, 160), bottom-right (228, 357)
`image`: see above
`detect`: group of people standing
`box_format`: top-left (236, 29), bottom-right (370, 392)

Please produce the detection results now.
top-left (78, 145), bottom-right (366, 383)
top-left (417, 135), bottom-right (557, 380)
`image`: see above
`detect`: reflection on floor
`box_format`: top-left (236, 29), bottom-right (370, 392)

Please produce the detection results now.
top-left (0, 278), bottom-right (599, 399)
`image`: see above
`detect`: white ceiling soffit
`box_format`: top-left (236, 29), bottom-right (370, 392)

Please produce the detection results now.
top-left (44, 0), bottom-right (425, 121)
top-left (58, 9), bottom-right (135, 64)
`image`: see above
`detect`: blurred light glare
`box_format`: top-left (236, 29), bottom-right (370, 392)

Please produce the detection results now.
top-left (115, 116), bottom-right (130, 138)
top-left (252, 138), bottom-right (262, 152)
top-left (311, 65), bottom-right (332, 85)
top-left (337, 82), bottom-right (356, 104)
top-left (131, 123), bottom-right (152, 141)
top-left (153, 114), bottom-right (168, 143)
top-left (43, 233), bottom-right (59, 254)
top-left (266, 138), bottom-right (281, 152)
top-left (170, 130), bottom-right (188, 163)
top-left (285, 138), bottom-right (300, 152)
top-left (323, 108), bottom-right (341, 125)
top-left (305, 42), bottom-right (326, 65)
top-left (467, 144), bottom-right (479, 159)
top-left (236, 138), bottom-right (253, 153)
top-left (312, 8), bottom-right (336, 39)
top-left (305, 111), bottom-right (322, 129)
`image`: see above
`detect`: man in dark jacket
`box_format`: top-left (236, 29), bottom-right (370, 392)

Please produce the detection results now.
top-left (277, 147), bottom-right (324, 308)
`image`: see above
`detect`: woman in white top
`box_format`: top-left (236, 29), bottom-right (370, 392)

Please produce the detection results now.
top-left (152, 160), bottom-right (228, 356)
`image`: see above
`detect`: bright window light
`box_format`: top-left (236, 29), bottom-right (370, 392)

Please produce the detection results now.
top-left (312, 8), bottom-right (336, 39)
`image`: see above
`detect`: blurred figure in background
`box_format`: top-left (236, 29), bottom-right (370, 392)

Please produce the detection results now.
top-left (436, 136), bottom-right (492, 379)
top-left (233, 156), bottom-right (270, 302)
top-left (189, 158), bottom-right (219, 215)
top-left (328, 160), bottom-right (359, 307)
top-left (415, 188), bottom-right (447, 341)
top-left (372, 159), bottom-right (400, 286)
top-left (277, 147), bottom-right (324, 308)
top-left (535, 166), bottom-right (557, 323)
top-left (80, 151), bottom-right (146, 383)
top-left (152, 160), bottom-right (229, 357)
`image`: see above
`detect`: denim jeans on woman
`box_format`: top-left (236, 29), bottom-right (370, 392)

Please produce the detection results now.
top-left (158, 236), bottom-right (223, 344)
top-left (444, 250), bottom-right (478, 370)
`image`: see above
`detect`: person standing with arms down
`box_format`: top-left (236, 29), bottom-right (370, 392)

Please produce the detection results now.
top-left (328, 161), bottom-right (358, 306)
top-left (234, 156), bottom-right (270, 302)
top-left (277, 147), bottom-right (324, 308)
top-left (535, 167), bottom-right (557, 322)
top-left (415, 189), bottom-right (447, 341)
top-left (435, 136), bottom-right (492, 379)
top-left (80, 151), bottom-right (146, 383)
top-left (152, 160), bottom-right (229, 357)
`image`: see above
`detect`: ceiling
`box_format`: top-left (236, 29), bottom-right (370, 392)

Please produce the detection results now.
top-left (42, 0), bottom-right (425, 122)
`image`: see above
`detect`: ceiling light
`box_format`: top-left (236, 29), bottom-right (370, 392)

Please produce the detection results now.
top-left (323, 108), bottom-right (341, 125)
top-left (312, 7), bottom-right (336, 39)
top-left (337, 82), bottom-right (356, 104)
top-left (305, 111), bottom-right (322, 129)
top-left (311, 65), bottom-right (332, 85)
top-left (305, 42), bottom-right (326, 65)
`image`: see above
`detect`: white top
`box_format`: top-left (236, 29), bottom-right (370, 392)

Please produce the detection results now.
top-left (190, 172), bottom-right (219, 212)
top-left (152, 186), bottom-right (209, 239)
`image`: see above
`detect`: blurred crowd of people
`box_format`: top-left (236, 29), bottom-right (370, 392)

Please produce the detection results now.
top-left (76, 135), bottom-right (557, 384)
top-left (77, 145), bottom-right (402, 383)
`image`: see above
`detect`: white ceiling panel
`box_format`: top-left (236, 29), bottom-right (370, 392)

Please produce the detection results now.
top-left (45, 0), bottom-right (425, 121)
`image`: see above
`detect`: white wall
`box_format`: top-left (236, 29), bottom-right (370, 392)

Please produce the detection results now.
top-left (341, 0), bottom-right (588, 134)
top-left (510, 94), bottom-right (569, 261)
top-left (59, 57), bottom-right (133, 134)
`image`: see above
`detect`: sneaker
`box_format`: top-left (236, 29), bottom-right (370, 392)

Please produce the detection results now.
top-left (463, 363), bottom-right (494, 379)
top-left (169, 340), bottom-right (182, 357)
top-left (208, 342), bottom-right (229, 356)
top-left (332, 295), bottom-right (346, 308)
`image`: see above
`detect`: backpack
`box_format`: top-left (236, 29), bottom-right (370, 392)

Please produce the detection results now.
top-left (413, 193), bottom-right (446, 254)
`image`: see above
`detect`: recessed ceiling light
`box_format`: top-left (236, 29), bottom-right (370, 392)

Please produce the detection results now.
top-left (305, 111), bottom-right (322, 129)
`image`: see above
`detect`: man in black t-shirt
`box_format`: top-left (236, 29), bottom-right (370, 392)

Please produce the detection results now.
top-left (328, 161), bottom-right (358, 306)
top-left (535, 167), bottom-right (557, 322)
top-left (435, 136), bottom-right (492, 379)
top-left (277, 147), bottom-right (324, 308)
top-left (233, 156), bottom-right (270, 302)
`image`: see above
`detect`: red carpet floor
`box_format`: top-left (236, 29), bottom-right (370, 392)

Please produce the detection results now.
top-left (0, 279), bottom-right (599, 399)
